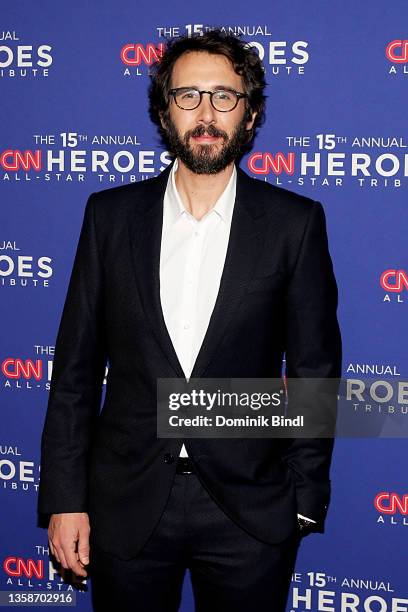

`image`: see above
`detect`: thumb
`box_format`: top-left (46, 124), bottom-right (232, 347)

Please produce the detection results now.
top-left (77, 528), bottom-right (90, 565)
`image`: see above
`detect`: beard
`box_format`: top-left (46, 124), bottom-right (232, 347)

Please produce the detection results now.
top-left (163, 115), bottom-right (249, 174)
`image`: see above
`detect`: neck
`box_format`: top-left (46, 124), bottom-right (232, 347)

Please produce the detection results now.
top-left (174, 158), bottom-right (235, 221)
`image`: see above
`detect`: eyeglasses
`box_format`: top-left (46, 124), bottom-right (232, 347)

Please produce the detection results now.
top-left (168, 87), bottom-right (248, 112)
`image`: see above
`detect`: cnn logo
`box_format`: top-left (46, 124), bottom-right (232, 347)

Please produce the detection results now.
top-left (386, 40), bottom-right (408, 63)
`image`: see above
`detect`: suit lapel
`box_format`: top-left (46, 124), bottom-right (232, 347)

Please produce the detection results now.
top-left (127, 163), bottom-right (185, 378)
top-left (127, 163), bottom-right (268, 379)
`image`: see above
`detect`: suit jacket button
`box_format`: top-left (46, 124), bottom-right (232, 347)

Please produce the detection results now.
top-left (164, 453), bottom-right (175, 464)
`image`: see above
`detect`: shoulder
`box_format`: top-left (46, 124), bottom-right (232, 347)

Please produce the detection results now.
top-left (237, 168), bottom-right (326, 243)
top-left (79, 166), bottom-right (170, 234)
top-left (238, 167), bottom-right (320, 217)
top-left (89, 171), bottom-right (166, 210)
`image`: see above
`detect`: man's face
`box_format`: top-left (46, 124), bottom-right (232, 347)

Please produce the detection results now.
top-left (160, 51), bottom-right (257, 174)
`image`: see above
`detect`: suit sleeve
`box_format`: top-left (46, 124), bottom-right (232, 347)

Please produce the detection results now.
top-left (281, 200), bottom-right (342, 528)
top-left (37, 193), bottom-right (107, 515)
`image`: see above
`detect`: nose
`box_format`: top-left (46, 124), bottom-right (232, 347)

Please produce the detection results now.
top-left (195, 92), bottom-right (217, 125)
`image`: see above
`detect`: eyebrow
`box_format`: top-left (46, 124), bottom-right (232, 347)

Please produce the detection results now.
top-left (175, 85), bottom-right (237, 91)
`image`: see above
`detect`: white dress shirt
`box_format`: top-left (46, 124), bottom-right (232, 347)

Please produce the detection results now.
top-left (159, 158), bottom-right (315, 524)
top-left (160, 158), bottom-right (236, 458)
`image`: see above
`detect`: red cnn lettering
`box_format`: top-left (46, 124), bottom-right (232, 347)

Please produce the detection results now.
top-left (2, 358), bottom-right (43, 380)
top-left (3, 557), bottom-right (44, 579)
top-left (374, 492), bottom-right (408, 515)
top-left (120, 43), bottom-right (164, 66)
top-left (386, 40), bottom-right (408, 63)
top-left (248, 152), bottom-right (295, 175)
top-left (0, 149), bottom-right (41, 171)
top-left (380, 269), bottom-right (408, 292)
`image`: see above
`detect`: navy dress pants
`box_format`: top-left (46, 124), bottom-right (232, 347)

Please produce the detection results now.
top-left (89, 470), bottom-right (301, 612)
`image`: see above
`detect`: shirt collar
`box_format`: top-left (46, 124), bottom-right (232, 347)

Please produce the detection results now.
top-left (164, 157), bottom-right (237, 228)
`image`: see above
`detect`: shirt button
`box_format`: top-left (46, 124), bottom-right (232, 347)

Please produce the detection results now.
top-left (194, 231), bottom-right (200, 237)
top-left (164, 453), bottom-right (175, 464)
top-left (183, 323), bottom-right (190, 330)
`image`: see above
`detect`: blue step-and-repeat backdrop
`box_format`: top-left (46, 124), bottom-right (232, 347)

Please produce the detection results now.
top-left (1, 1), bottom-right (407, 610)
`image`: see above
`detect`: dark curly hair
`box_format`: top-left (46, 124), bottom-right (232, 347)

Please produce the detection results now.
top-left (148, 29), bottom-right (267, 148)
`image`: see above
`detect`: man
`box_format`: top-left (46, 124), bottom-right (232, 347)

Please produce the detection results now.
top-left (38, 30), bottom-right (342, 612)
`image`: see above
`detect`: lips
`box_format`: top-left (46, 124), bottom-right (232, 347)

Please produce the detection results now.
top-left (192, 135), bottom-right (220, 143)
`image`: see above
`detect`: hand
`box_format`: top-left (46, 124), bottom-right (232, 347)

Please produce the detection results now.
top-left (48, 512), bottom-right (90, 578)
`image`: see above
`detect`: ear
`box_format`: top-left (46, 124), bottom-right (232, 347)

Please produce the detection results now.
top-left (245, 109), bottom-right (257, 131)
top-left (159, 110), bottom-right (167, 130)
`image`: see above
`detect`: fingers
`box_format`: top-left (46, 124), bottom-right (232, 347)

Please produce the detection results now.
top-left (48, 540), bottom-right (58, 561)
top-left (53, 545), bottom-right (69, 572)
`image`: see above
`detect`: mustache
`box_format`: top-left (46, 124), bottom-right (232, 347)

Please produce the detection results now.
top-left (186, 124), bottom-right (228, 140)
